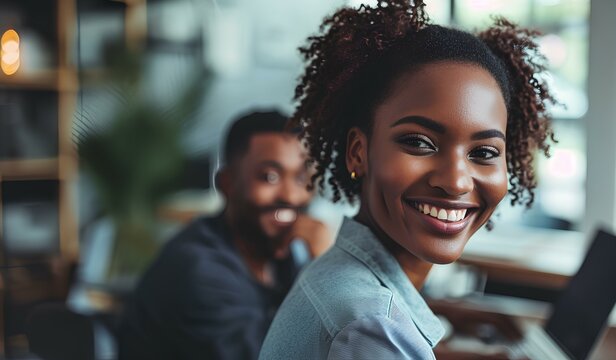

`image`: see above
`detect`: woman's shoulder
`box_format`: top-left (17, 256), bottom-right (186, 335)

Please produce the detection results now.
top-left (295, 245), bottom-right (396, 335)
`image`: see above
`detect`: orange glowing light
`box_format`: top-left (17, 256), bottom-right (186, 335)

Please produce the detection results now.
top-left (1, 29), bottom-right (21, 75)
top-left (1, 29), bottom-right (19, 43)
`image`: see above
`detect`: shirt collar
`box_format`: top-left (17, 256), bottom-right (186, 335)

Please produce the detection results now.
top-left (335, 217), bottom-right (445, 347)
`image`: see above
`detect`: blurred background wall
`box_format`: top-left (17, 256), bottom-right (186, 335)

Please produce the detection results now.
top-left (77, 0), bottom-right (593, 231)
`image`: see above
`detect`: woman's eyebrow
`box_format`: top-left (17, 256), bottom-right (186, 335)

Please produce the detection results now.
top-left (390, 115), bottom-right (505, 141)
top-left (390, 116), bottom-right (446, 134)
top-left (471, 129), bottom-right (506, 141)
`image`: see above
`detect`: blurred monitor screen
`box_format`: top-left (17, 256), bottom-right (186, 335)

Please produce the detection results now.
top-left (2, 180), bottom-right (59, 256)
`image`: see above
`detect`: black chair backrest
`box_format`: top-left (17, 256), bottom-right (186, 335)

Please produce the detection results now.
top-left (26, 303), bottom-right (95, 360)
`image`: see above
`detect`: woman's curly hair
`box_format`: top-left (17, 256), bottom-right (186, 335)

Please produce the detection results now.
top-left (291, 0), bottom-right (556, 209)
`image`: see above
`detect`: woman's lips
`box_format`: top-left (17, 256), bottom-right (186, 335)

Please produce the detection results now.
top-left (404, 200), bottom-right (477, 235)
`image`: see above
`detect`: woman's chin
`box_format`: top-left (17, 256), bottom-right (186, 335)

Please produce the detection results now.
top-left (424, 252), bottom-right (463, 265)
top-left (409, 241), bottom-right (467, 265)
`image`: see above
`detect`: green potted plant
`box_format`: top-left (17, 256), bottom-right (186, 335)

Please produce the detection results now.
top-left (77, 46), bottom-right (209, 287)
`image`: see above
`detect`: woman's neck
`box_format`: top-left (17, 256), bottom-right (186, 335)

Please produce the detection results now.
top-left (354, 205), bottom-right (433, 289)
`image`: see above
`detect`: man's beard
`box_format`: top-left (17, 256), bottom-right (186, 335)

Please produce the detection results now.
top-left (232, 202), bottom-right (306, 259)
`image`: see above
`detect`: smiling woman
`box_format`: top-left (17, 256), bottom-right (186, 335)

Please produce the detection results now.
top-left (259, 0), bottom-right (556, 359)
top-left (353, 62), bottom-right (509, 265)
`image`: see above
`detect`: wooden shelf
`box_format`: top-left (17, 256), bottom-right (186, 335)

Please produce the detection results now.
top-left (79, 68), bottom-right (110, 86)
top-left (0, 0), bottom-right (80, 356)
top-left (111, 0), bottom-right (146, 6)
top-left (0, 69), bottom-right (78, 92)
top-left (0, 158), bottom-right (59, 180)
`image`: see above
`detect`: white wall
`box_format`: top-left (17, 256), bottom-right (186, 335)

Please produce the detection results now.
top-left (584, 0), bottom-right (616, 235)
top-left (185, 0), bottom-right (347, 153)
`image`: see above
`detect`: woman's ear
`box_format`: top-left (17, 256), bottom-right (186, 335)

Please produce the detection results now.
top-left (346, 127), bottom-right (368, 177)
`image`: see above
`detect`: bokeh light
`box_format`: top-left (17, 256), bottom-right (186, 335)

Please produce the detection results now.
top-left (1, 29), bottom-right (21, 75)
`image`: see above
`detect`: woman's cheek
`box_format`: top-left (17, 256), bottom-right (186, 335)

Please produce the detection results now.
top-left (478, 163), bottom-right (508, 213)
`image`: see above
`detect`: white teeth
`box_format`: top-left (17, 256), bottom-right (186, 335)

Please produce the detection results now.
top-left (274, 209), bottom-right (297, 223)
top-left (413, 202), bottom-right (470, 222)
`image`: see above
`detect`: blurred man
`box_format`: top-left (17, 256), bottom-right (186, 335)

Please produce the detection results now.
top-left (118, 110), bottom-right (333, 360)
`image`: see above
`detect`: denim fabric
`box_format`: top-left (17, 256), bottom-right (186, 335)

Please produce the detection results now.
top-left (260, 217), bottom-right (444, 359)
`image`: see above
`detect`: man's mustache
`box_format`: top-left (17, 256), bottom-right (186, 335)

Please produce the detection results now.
top-left (257, 204), bottom-right (308, 215)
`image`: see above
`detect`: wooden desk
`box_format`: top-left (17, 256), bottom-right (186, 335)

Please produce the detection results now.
top-left (157, 189), bottom-right (223, 224)
top-left (458, 255), bottom-right (571, 290)
top-left (430, 296), bottom-right (616, 360)
top-left (0, 257), bottom-right (74, 357)
top-left (459, 225), bottom-right (586, 290)
top-left (594, 327), bottom-right (616, 360)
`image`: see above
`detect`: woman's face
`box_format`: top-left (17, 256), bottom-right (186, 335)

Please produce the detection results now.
top-left (349, 61), bottom-right (508, 264)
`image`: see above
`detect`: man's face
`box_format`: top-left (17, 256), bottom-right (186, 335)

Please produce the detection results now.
top-left (224, 133), bottom-right (313, 255)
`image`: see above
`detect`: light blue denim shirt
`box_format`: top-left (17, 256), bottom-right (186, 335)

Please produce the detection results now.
top-left (259, 217), bottom-right (444, 359)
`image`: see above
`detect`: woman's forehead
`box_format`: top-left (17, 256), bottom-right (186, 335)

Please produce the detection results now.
top-left (372, 62), bottom-right (508, 133)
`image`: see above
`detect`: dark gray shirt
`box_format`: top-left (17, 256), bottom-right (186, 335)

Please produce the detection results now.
top-left (119, 215), bottom-right (299, 360)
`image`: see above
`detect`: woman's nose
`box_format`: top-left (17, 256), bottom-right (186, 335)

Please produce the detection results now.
top-left (428, 153), bottom-right (474, 196)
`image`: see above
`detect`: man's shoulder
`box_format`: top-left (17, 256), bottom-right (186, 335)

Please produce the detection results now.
top-left (159, 216), bottom-right (232, 262)
top-left (294, 245), bottom-right (395, 335)
top-left (140, 216), bottom-right (243, 286)
top-left (169, 215), bottom-right (227, 245)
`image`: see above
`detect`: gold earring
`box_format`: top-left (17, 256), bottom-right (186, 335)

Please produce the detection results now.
top-left (351, 171), bottom-right (357, 180)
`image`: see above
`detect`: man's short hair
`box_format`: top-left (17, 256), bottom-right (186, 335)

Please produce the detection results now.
top-left (222, 109), bottom-right (292, 165)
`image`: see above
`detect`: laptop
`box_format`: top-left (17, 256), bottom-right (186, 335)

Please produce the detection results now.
top-left (508, 229), bottom-right (616, 360)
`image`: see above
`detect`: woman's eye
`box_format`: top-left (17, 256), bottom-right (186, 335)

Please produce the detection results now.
top-left (396, 134), bottom-right (436, 153)
top-left (263, 171), bottom-right (280, 184)
top-left (470, 146), bottom-right (501, 161)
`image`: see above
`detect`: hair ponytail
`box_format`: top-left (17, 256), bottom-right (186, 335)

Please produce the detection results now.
top-left (292, 0), bottom-right (430, 202)
top-left (478, 17), bottom-right (558, 207)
